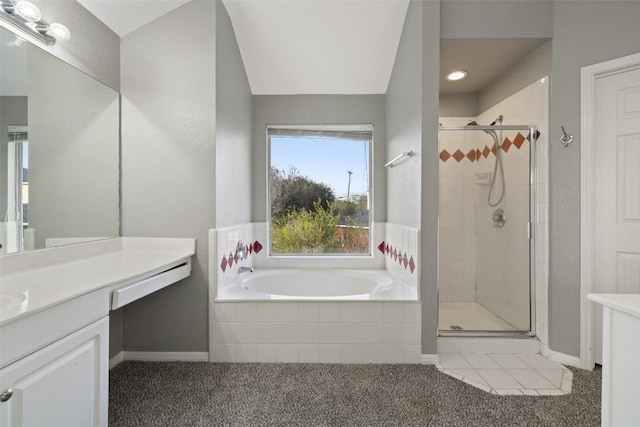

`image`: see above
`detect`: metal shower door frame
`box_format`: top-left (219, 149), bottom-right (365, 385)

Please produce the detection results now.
top-left (436, 125), bottom-right (538, 338)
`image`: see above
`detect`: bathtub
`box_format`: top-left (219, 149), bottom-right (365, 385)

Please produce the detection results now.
top-left (239, 269), bottom-right (393, 299)
top-left (212, 268), bottom-right (421, 363)
top-left (217, 269), bottom-right (417, 301)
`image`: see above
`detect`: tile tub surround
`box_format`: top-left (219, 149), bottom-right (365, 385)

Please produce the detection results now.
top-left (210, 301), bottom-right (422, 363)
top-left (210, 223), bottom-right (419, 300)
top-left (437, 352), bottom-right (572, 396)
top-left (209, 224), bottom-right (421, 363)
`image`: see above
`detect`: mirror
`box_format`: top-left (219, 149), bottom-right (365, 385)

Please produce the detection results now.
top-left (0, 26), bottom-right (119, 254)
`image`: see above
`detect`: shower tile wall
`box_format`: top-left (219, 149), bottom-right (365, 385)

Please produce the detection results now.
top-left (439, 78), bottom-right (549, 340)
top-left (438, 122), bottom-right (478, 303)
top-left (477, 78), bottom-right (549, 340)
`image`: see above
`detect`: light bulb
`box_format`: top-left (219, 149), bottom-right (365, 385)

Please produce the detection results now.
top-left (446, 70), bottom-right (468, 81)
top-left (47, 23), bottom-right (70, 41)
top-left (15, 1), bottom-right (41, 22)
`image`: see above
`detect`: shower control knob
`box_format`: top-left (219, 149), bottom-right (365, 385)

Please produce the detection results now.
top-left (492, 209), bottom-right (506, 228)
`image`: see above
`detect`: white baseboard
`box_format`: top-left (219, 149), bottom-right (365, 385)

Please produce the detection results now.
top-left (548, 349), bottom-right (583, 369)
top-left (540, 343), bottom-right (550, 357)
top-left (109, 351), bottom-right (209, 369)
top-left (421, 354), bottom-right (440, 365)
top-left (109, 351), bottom-right (124, 369)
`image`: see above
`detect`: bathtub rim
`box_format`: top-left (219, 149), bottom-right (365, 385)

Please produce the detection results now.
top-left (215, 268), bottom-right (419, 302)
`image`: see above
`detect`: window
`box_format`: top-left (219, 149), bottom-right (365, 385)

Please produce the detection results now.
top-left (268, 124), bottom-right (373, 256)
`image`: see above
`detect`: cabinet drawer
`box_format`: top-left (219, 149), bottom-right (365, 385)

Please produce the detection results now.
top-left (111, 261), bottom-right (191, 309)
top-left (0, 289), bottom-right (109, 368)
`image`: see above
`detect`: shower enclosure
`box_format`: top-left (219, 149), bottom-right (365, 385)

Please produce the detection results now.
top-left (438, 122), bottom-right (537, 336)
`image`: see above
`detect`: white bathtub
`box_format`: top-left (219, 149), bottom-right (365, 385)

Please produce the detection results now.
top-left (211, 269), bottom-right (421, 363)
top-left (240, 269), bottom-right (393, 299)
top-left (217, 269), bottom-right (417, 301)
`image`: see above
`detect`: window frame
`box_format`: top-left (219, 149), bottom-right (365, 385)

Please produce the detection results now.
top-left (266, 123), bottom-right (374, 258)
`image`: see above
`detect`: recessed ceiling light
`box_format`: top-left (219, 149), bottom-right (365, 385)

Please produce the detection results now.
top-left (446, 70), bottom-right (468, 81)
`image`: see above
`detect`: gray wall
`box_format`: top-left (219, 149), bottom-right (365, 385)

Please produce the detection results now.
top-left (421, 0), bottom-right (441, 355)
top-left (385, 0), bottom-right (422, 230)
top-left (439, 93), bottom-right (478, 117)
top-left (440, 0), bottom-right (552, 39)
top-left (29, 0), bottom-right (120, 90)
top-left (216, 3), bottom-right (252, 228)
top-left (252, 95), bottom-right (386, 223)
top-left (0, 97), bottom-right (27, 224)
top-left (479, 40), bottom-right (552, 114)
top-left (548, 1), bottom-right (640, 356)
top-left (385, 0), bottom-right (440, 355)
top-left (120, 1), bottom-right (216, 353)
top-left (28, 46), bottom-right (120, 250)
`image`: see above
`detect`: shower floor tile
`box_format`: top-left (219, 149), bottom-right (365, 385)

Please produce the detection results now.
top-left (436, 352), bottom-right (573, 396)
top-left (439, 302), bottom-right (518, 331)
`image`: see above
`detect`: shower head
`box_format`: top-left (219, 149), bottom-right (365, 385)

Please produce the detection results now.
top-left (490, 115), bottom-right (504, 126)
top-left (467, 120), bottom-right (497, 138)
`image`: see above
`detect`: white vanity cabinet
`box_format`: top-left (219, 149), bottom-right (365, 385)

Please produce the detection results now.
top-left (0, 237), bottom-right (196, 427)
top-left (588, 294), bottom-right (640, 427)
top-left (0, 318), bottom-right (109, 427)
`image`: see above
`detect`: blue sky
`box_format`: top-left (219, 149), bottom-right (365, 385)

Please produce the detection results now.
top-left (271, 136), bottom-right (370, 198)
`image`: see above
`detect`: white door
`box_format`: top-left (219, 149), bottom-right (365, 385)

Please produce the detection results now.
top-left (593, 67), bottom-right (640, 364)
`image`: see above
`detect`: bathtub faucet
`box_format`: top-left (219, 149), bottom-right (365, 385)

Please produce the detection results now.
top-left (239, 266), bottom-right (254, 273)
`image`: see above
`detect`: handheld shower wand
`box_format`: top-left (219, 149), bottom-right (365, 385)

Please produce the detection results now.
top-left (467, 116), bottom-right (505, 207)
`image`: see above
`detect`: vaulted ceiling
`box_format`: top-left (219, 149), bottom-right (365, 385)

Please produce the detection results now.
top-left (78, 0), bottom-right (547, 96)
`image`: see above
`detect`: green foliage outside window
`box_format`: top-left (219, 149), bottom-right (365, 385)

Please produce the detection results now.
top-left (270, 167), bottom-right (370, 255)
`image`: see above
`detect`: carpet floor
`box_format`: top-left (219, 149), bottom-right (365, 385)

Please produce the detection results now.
top-left (109, 362), bottom-right (601, 426)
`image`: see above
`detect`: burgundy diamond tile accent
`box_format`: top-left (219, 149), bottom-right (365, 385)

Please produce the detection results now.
top-left (220, 256), bottom-right (228, 273)
top-left (482, 146), bottom-right (490, 158)
top-left (248, 242), bottom-right (253, 254)
top-left (409, 256), bottom-right (416, 273)
top-left (502, 137), bottom-right (512, 152)
top-left (491, 143), bottom-right (497, 156)
top-left (466, 149), bottom-right (476, 162)
top-left (403, 253), bottom-right (408, 268)
top-left (393, 248), bottom-right (398, 261)
top-left (398, 254), bottom-right (403, 265)
top-left (476, 149), bottom-right (481, 159)
top-left (439, 149), bottom-right (451, 162)
top-left (513, 132), bottom-right (526, 149)
top-left (228, 252), bottom-right (234, 267)
top-left (378, 241), bottom-right (386, 254)
top-left (452, 149), bottom-right (465, 162)
top-left (253, 240), bottom-right (263, 254)
top-left (234, 251), bottom-right (239, 264)
top-left (385, 244), bottom-right (390, 255)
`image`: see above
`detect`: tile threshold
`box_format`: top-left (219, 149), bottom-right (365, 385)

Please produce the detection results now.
top-left (436, 352), bottom-right (573, 396)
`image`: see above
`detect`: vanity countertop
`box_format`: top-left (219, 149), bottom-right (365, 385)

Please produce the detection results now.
top-left (0, 237), bottom-right (196, 326)
top-left (587, 294), bottom-right (640, 319)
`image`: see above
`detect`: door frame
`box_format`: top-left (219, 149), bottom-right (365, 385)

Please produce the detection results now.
top-left (580, 52), bottom-right (640, 370)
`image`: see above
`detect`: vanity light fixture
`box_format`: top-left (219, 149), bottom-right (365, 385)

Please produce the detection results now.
top-left (0, 0), bottom-right (70, 45)
top-left (446, 70), bottom-right (468, 81)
